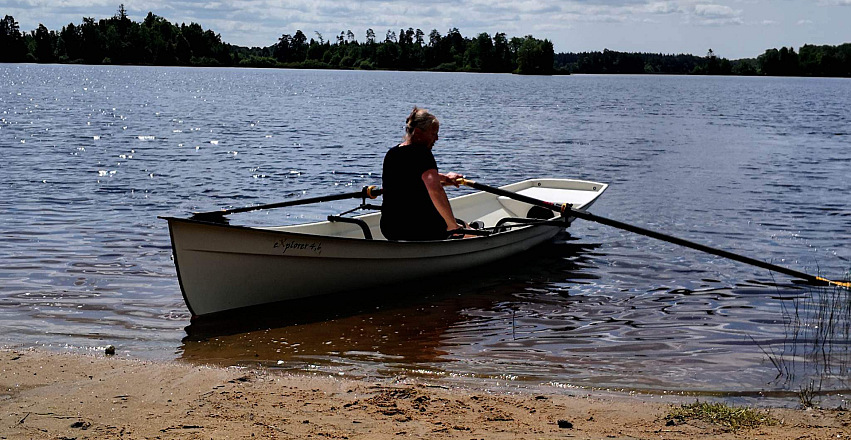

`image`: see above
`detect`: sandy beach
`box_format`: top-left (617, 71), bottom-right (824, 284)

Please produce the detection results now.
top-left (1, 348), bottom-right (849, 439)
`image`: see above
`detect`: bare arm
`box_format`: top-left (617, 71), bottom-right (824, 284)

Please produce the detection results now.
top-left (422, 168), bottom-right (459, 231)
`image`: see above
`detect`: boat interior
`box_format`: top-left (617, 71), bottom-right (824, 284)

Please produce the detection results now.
top-left (260, 179), bottom-right (608, 241)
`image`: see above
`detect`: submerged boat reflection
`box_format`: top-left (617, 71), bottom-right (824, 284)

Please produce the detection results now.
top-left (178, 237), bottom-right (599, 373)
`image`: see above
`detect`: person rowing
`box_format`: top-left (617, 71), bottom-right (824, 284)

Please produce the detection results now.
top-left (380, 107), bottom-right (466, 241)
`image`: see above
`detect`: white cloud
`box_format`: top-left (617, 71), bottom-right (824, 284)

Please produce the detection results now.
top-left (645, 2), bottom-right (683, 14)
top-left (18, 0), bottom-right (115, 6)
top-left (685, 3), bottom-right (743, 25)
top-left (693, 4), bottom-right (739, 18)
top-left (574, 14), bottom-right (629, 23)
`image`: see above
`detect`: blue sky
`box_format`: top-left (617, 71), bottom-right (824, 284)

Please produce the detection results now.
top-left (3, 0), bottom-right (850, 59)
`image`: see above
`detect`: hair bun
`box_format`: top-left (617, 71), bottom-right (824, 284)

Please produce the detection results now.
top-left (405, 106), bottom-right (436, 134)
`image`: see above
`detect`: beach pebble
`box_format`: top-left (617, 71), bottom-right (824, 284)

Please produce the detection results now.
top-left (104, 345), bottom-right (116, 356)
top-left (71, 420), bottom-right (91, 429)
top-left (557, 419), bottom-right (573, 429)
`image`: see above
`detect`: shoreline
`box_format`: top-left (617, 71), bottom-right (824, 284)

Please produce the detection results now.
top-left (2, 348), bottom-right (848, 439)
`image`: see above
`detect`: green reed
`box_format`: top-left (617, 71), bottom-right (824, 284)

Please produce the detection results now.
top-left (767, 269), bottom-right (851, 407)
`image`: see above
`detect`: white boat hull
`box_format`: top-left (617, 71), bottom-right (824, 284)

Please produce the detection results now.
top-left (164, 178), bottom-right (607, 316)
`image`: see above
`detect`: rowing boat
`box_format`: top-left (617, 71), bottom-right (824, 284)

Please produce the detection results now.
top-left (161, 178), bottom-right (608, 317)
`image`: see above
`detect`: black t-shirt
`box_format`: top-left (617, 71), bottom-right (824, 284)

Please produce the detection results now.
top-left (380, 144), bottom-right (447, 241)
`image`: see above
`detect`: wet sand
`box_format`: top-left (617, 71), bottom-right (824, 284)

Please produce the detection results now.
top-left (1, 348), bottom-right (848, 439)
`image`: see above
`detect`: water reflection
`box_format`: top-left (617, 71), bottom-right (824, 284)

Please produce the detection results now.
top-left (179, 236), bottom-right (599, 376)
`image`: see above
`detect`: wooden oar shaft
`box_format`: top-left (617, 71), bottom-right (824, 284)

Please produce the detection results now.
top-left (458, 178), bottom-right (848, 288)
top-left (192, 185), bottom-right (382, 219)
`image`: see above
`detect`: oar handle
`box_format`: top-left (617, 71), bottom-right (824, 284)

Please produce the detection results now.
top-left (456, 178), bottom-right (849, 289)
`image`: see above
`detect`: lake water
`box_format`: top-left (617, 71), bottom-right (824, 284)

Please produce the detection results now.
top-left (1, 64), bottom-right (850, 405)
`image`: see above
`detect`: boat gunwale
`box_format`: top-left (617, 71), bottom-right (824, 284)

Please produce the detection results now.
top-left (158, 177), bottom-right (608, 244)
top-left (257, 177), bottom-right (608, 233)
top-left (158, 214), bottom-right (563, 246)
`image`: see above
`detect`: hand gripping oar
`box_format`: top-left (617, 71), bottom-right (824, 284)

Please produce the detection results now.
top-left (456, 178), bottom-right (850, 289)
top-left (190, 185), bottom-right (383, 222)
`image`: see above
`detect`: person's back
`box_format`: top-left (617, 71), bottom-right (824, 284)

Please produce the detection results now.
top-left (380, 144), bottom-right (446, 241)
top-left (379, 107), bottom-right (464, 241)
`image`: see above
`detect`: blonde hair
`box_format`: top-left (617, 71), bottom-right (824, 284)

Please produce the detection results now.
top-left (405, 106), bottom-right (438, 135)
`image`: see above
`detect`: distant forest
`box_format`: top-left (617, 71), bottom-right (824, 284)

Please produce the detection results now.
top-left (1, 6), bottom-right (850, 77)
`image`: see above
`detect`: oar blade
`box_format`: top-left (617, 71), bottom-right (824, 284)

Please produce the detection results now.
top-left (189, 211), bottom-right (230, 224)
top-left (817, 276), bottom-right (851, 289)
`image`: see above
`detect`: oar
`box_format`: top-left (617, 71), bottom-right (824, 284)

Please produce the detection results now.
top-left (456, 178), bottom-right (850, 289)
top-left (190, 185), bottom-right (382, 222)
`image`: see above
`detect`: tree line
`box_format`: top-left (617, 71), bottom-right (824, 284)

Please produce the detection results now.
top-left (1, 6), bottom-right (849, 77)
top-left (0, 7), bottom-right (553, 74)
top-left (555, 49), bottom-right (746, 75)
top-left (556, 46), bottom-right (850, 77)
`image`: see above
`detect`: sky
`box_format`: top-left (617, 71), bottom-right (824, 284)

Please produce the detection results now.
top-left (2, 0), bottom-right (850, 59)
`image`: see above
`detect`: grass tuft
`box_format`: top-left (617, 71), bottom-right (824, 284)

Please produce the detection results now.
top-left (798, 380), bottom-right (818, 409)
top-left (665, 401), bottom-right (777, 431)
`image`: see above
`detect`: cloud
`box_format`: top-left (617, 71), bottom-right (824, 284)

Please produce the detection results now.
top-left (13, 0), bottom-right (116, 6)
top-left (686, 3), bottom-right (743, 26)
top-left (797, 19), bottom-right (814, 25)
top-left (693, 4), bottom-right (738, 18)
top-left (644, 1), bottom-right (683, 14)
top-left (565, 0), bottom-right (650, 5)
top-left (571, 13), bottom-right (629, 23)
